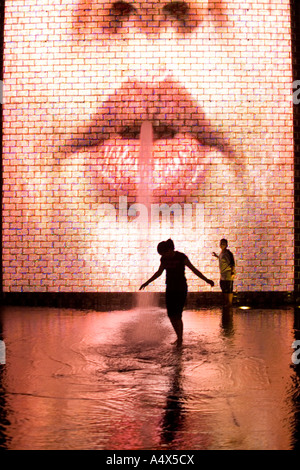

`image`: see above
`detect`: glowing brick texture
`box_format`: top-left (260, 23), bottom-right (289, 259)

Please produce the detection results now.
top-left (2, 0), bottom-right (294, 292)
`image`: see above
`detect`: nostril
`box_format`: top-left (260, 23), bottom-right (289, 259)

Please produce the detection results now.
top-left (162, 1), bottom-right (190, 21)
top-left (111, 1), bottom-right (137, 19)
top-left (161, 1), bottom-right (200, 34)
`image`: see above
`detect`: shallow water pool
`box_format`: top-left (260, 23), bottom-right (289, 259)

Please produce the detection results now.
top-left (0, 305), bottom-right (299, 450)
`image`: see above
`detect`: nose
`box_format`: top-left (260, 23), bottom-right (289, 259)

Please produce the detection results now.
top-left (108, 1), bottom-right (205, 82)
top-left (110, 1), bottom-right (204, 36)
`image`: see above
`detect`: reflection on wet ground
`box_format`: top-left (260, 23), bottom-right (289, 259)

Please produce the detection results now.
top-left (0, 305), bottom-right (299, 450)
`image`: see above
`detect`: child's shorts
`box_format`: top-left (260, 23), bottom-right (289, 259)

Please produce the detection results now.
top-left (220, 280), bottom-right (233, 294)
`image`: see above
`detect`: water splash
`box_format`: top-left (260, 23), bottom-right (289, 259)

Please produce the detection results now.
top-left (137, 121), bottom-right (156, 310)
top-left (139, 121), bottom-right (153, 208)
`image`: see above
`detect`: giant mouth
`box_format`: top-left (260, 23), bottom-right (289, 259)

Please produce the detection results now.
top-left (59, 79), bottom-right (244, 202)
top-left (63, 79), bottom-right (234, 159)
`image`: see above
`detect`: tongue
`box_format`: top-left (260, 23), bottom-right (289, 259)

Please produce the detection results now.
top-left (72, 134), bottom-right (224, 201)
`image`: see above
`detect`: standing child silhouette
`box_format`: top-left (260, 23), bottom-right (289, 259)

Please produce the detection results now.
top-left (140, 239), bottom-right (214, 346)
top-left (212, 238), bottom-right (236, 307)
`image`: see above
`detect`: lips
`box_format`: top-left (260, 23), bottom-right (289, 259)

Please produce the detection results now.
top-left (61, 79), bottom-right (240, 202)
top-left (64, 79), bottom-right (233, 156)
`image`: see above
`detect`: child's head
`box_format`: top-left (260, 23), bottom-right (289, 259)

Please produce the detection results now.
top-left (220, 238), bottom-right (228, 250)
top-left (157, 238), bottom-right (175, 255)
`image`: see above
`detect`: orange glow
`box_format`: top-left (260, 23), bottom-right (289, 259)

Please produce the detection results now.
top-left (2, 0), bottom-right (294, 292)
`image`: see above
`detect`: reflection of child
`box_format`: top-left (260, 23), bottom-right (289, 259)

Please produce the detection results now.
top-left (212, 239), bottom-right (236, 307)
top-left (140, 239), bottom-right (214, 347)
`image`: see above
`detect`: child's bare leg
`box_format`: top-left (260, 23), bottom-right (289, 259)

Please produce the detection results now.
top-left (169, 317), bottom-right (183, 346)
top-left (223, 293), bottom-right (233, 307)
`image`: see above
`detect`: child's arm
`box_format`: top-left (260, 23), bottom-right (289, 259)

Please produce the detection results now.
top-left (228, 251), bottom-right (236, 278)
top-left (139, 265), bottom-right (164, 290)
top-left (185, 258), bottom-right (214, 287)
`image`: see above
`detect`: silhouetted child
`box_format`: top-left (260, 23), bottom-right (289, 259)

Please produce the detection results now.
top-left (212, 238), bottom-right (236, 307)
top-left (140, 239), bottom-right (214, 347)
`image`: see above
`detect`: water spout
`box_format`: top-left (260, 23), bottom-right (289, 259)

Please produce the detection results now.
top-left (137, 121), bottom-right (155, 310)
top-left (138, 120), bottom-right (153, 208)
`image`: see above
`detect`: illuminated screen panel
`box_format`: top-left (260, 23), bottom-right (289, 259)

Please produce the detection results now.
top-left (2, 0), bottom-right (294, 292)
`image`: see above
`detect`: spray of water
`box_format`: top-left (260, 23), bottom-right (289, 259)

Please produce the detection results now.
top-left (139, 121), bottom-right (153, 208)
top-left (136, 121), bottom-right (156, 312)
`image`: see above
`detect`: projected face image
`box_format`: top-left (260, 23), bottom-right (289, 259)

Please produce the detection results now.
top-left (2, 0), bottom-right (294, 292)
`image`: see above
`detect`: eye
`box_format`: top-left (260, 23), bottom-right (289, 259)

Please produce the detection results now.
top-left (111, 1), bottom-right (136, 19)
top-left (162, 1), bottom-right (190, 21)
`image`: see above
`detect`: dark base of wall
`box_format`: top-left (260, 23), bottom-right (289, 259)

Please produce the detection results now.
top-left (0, 291), bottom-right (296, 311)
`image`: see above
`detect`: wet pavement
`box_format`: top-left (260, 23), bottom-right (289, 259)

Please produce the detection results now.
top-left (0, 304), bottom-right (299, 450)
